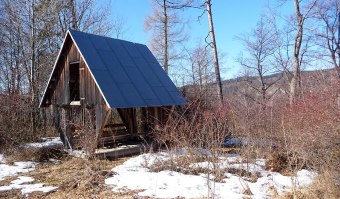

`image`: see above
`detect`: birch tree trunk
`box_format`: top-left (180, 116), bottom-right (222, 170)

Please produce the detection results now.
top-left (206, 0), bottom-right (223, 105)
top-left (290, 0), bottom-right (317, 105)
top-left (163, 0), bottom-right (169, 74)
top-left (290, 0), bottom-right (303, 105)
top-left (30, 0), bottom-right (38, 133)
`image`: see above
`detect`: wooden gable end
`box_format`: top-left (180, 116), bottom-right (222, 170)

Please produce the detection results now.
top-left (80, 58), bottom-right (106, 106)
top-left (42, 35), bottom-right (106, 108)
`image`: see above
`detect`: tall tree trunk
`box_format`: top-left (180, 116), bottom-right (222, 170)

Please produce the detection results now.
top-left (290, 0), bottom-right (303, 105)
top-left (206, 0), bottom-right (223, 105)
top-left (290, 0), bottom-right (317, 105)
top-left (163, 0), bottom-right (169, 73)
top-left (30, 0), bottom-right (37, 133)
top-left (70, 0), bottom-right (78, 30)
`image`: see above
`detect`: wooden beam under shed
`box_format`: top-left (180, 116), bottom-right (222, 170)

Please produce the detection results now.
top-left (93, 105), bottom-right (110, 153)
top-left (117, 108), bottom-right (135, 135)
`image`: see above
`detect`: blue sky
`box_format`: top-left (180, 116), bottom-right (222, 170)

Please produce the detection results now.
top-left (114, 0), bottom-right (293, 80)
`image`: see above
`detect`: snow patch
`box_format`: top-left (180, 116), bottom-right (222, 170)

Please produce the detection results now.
top-left (25, 137), bottom-right (63, 149)
top-left (105, 152), bottom-right (317, 199)
top-left (0, 154), bottom-right (58, 195)
top-left (0, 154), bottom-right (5, 163)
top-left (0, 161), bottom-right (37, 180)
top-left (0, 176), bottom-right (57, 194)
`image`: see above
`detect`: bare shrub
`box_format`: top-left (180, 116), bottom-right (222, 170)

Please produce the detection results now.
top-left (225, 168), bottom-right (261, 183)
top-left (67, 107), bottom-right (97, 156)
top-left (0, 94), bottom-right (57, 152)
top-left (142, 155), bottom-right (210, 175)
top-left (154, 100), bottom-right (231, 151)
top-left (264, 152), bottom-right (308, 175)
top-left (4, 145), bottom-right (67, 163)
top-left (146, 100), bottom-right (233, 197)
top-left (302, 172), bottom-right (340, 199)
top-left (228, 70), bottom-right (340, 197)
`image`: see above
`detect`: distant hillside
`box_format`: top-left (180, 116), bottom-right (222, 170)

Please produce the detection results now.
top-left (181, 68), bottom-right (338, 101)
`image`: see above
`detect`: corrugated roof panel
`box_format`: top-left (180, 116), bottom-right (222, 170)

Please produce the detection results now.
top-left (72, 35), bottom-right (107, 70)
top-left (169, 91), bottom-right (187, 105)
top-left (107, 39), bottom-right (136, 67)
top-left (133, 57), bottom-right (163, 87)
top-left (98, 50), bottom-right (131, 84)
top-left (91, 69), bottom-right (128, 108)
top-left (69, 29), bottom-right (87, 37)
top-left (144, 99), bottom-right (162, 106)
top-left (122, 41), bottom-right (143, 58)
top-left (149, 63), bottom-right (178, 92)
top-left (124, 67), bottom-right (158, 100)
top-left (89, 34), bottom-right (112, 51)
top-left (135, 44), bottom-right (159, 64)
top-left (152, 87), bottom-right (176, 105)
top-left (69, 29), bottom-right (186, 108)
top-left (118, 83), bottom-right (146, 107)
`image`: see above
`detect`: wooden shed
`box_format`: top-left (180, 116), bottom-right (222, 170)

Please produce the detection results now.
top-left (39, 29), bottom-right (186, 152)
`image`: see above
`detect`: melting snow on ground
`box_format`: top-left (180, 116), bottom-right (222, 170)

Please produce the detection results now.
top-left (0, 161), bottom-right (37, 180)
top-left (0, 137), bottom-right (61, 195)
top-left (0, 176), bottom-right (57, 194)
top-left (25, 137), bottom-right (63, 149)
top-left (105, 152), bottom-right (317, 199)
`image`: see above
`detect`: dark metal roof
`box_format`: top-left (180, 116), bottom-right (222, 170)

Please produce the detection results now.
top-left (40, 29), bottom-right (187, 108)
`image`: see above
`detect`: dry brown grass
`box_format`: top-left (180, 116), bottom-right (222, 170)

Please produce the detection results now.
top-left (281, 172), bottom-right (340, 199)
top-left (0, 154), bottom-right (146, 198)
top-left (264, 152), bottom-right (308, 176)
top-left (4, 146), bottom-right (67, 164)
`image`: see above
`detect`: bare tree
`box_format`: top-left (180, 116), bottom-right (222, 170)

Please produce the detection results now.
top-left (289, 0), bottom-right (317, 105)
top-left (237, 17), bottom-right (279, 109)
top-left (0, 0), bottom-right (129, 135)
top-left (205, 0), bottom-right (223, 105)
top-left (56, 0), bottom-right (120, 42)
top-left (184, 41), bottom-right (215, 106)
top-left (311, 0), bottom-right (340, 75)
top-left (144, 0), bottom-right (189, 74)
top-left (266, 5), bottom-right (293, 89)
top-left (0, 1), bottom-right (26, 95)
top-left (111, 12), bottom-right (131, 40)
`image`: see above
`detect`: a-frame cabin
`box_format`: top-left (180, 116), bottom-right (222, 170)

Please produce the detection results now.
top-left (40, 29), bottom-right (186, 153)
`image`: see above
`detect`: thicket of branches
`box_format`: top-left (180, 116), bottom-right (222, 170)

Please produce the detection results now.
top-left (0, 0), bottom-right (127, 148)
top-left (0, 0), bottom-right (339, 197)
top-left (146, 0), bottom-right (340, 197)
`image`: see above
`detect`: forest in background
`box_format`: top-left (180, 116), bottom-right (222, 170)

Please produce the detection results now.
top-left (0, 0), bottom-right (340, 198)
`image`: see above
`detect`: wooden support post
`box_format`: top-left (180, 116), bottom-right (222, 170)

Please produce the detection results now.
top-left (52, 104), bottom-right (65, 146)
top-left (154, 107), bottom-right (160, 129)
top-left (141, 107), bottom-right (148, 133)
top-left (117, 108), bottom-right (135, 135)
top-left (92, 105), bottom-right (110, 153)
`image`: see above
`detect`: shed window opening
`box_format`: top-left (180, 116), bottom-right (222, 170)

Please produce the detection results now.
top-left (69, 62), bottom-right (80, 102)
